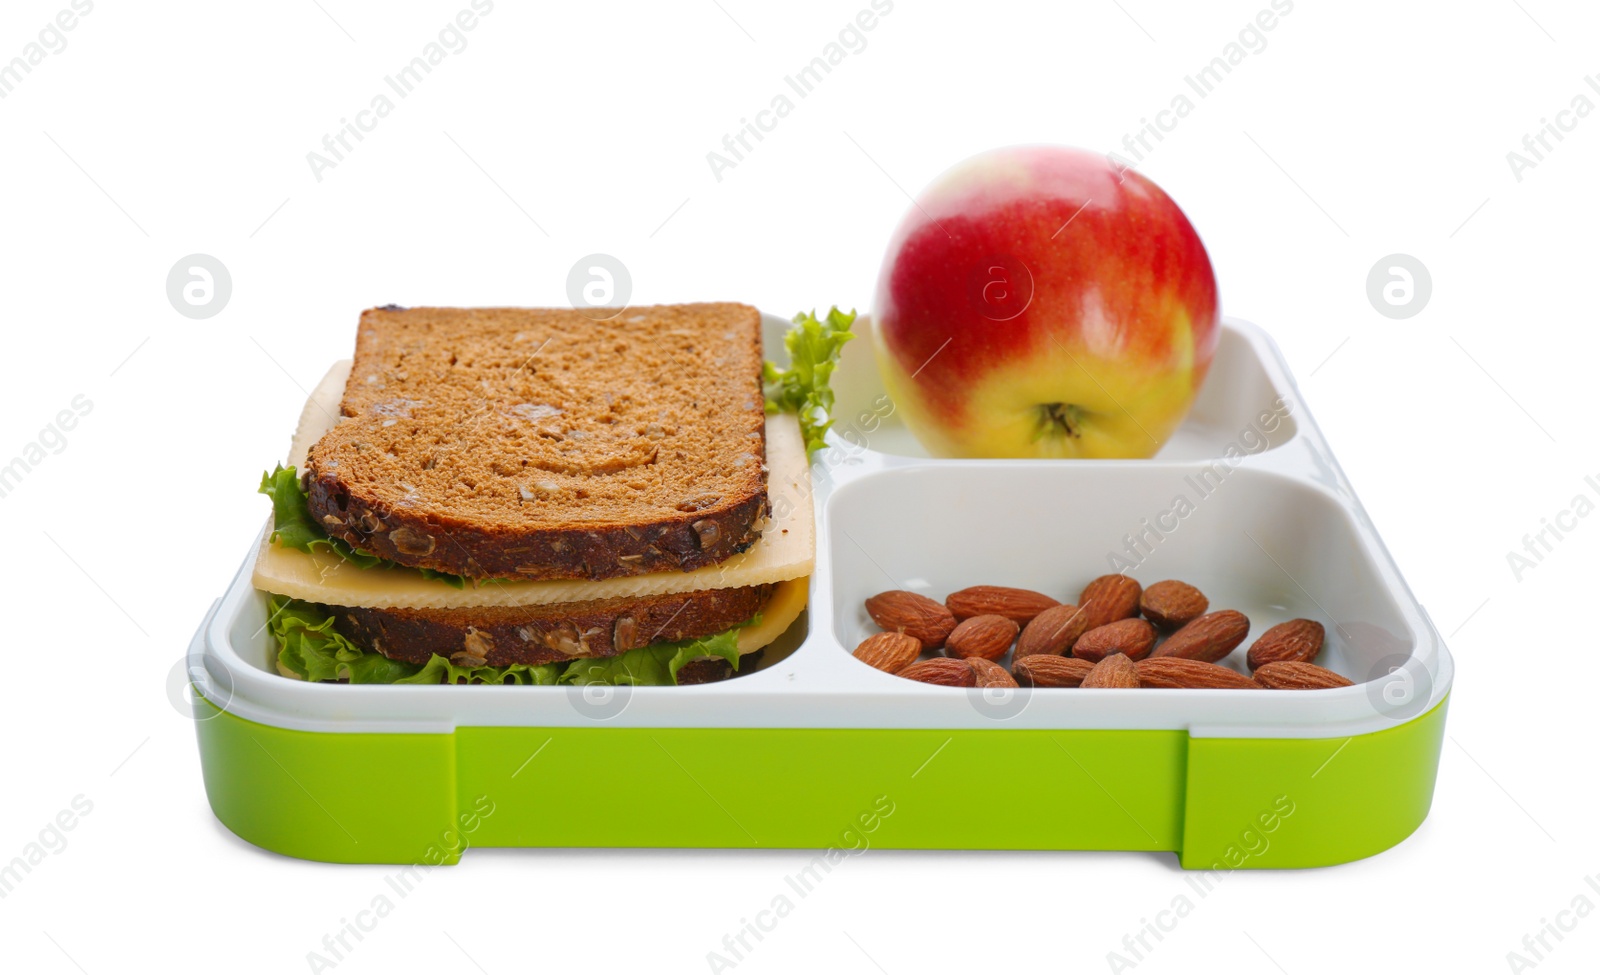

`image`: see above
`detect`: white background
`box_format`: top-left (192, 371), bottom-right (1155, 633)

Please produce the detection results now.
top-left (1, 0), bottom-right (1595, 972)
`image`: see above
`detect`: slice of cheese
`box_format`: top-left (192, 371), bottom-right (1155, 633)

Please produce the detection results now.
top-left (737, 575), bottom-right (808, 653)
top-left (287, 358), bottom-right (352, 471)
top-left (254, 361), bottom-right (816, 610)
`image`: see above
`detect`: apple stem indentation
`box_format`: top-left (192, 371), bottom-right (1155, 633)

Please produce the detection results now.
top-left (1035, 402), bottom-right (1084, 442)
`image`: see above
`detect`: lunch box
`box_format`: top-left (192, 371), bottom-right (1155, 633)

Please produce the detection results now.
top-left (187, 315), bottom-right (1451, 869)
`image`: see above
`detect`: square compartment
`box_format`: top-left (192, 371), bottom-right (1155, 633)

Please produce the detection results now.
top-left (823, 461), bottom-right (1437, 736)
top-left (824, 317), bottom-right (1298, 461)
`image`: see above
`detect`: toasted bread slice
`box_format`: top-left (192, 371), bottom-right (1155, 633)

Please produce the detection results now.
top-left (256, 366), bottom-right (815, 610)
top-left (303, 304), bottom-right (768, 581)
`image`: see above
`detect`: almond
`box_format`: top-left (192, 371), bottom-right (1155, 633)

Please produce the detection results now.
top-left (1012, 655), bottom-right (1094, 688)
top-left (1072, 618), bottom-right (1158, 663)
top-left (1139, 579), bottom-right (1209, 629)
top-left (1253, 661), bottom-right (1352, 690)
top-left (1245, 619), bottom-right (1326, 671)
top-left (1081, 653), bottom-right (1140, 688)
top-left (851, 632), bottom-right (922, 675)
top-left (1150, 609), bottom-right (1250, 663)
top-left (967, 656), bottom-right (1019, 689)
top-left (1015, 603), bottom-right (1092, 658)
top-left (945, 585), bottom-right (1060, 625)
top-left (1135, 658), bottom-right (1261, 689)
top-left (865, 590), bottom-right (957, 650)
top-left (897, 657), bottom-right (978, 687)
top-left (945, 614), bottom-right (1019, 660)
top-left (1078, 574), bottom-right (1142, 629)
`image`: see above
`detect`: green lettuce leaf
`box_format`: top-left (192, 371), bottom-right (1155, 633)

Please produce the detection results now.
top-left (268, 595), bottom-right (425, 683)
top-left (258, 465), bottom-right (467, 588)
top-left (558, 623), bottom-right (747, 686)
top-left (393, 654), bottom-right (563, 686)
top-left (763, 307), bottom-right (856, 458)
top-left (267, 595), bottom-right (565, 685)
top-left (265, 595), bottom-right (748, 687)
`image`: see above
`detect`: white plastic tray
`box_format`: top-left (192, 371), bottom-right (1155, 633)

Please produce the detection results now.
top-left (191, 315), bottom-right (1452, 740)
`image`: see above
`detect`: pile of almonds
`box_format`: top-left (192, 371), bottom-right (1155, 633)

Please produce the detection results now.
top-left (852, 576), bottom-right (1352, 691)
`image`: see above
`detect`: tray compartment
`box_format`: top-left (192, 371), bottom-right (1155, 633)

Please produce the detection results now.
top-left (828, 462), bottom-right (1412, 684)
top-left (827, 318), bottom-right (1299, 461)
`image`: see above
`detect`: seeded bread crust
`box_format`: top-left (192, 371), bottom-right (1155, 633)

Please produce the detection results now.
top-left (304, 304), bottom-right (769, 581)
top-left (332, 583), bottom-right (773, 668)
top-left (674, 651), bottom-right (760, 685)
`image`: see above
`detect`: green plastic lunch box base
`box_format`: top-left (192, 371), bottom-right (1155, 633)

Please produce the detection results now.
top-left (194, 692), bottom-right (1447, 869)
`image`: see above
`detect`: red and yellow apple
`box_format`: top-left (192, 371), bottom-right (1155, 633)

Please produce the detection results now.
top-left (872, 146), bottom-right (1220, 458)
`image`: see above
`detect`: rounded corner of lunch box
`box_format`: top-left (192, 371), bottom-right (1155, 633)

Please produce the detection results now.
top-left (1179, 694), bottom-right (1449, 869)
top-left (192, 695), bottom-right (468, 865)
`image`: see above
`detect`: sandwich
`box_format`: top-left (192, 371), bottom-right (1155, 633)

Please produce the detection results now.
top-left (252, 302), bottom-right (852, 686)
